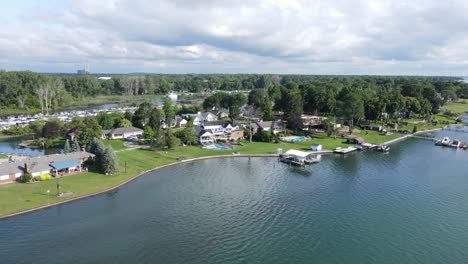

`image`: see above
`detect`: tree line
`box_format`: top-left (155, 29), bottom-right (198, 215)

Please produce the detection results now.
top-left (2, 71), bottom-right (467, 115)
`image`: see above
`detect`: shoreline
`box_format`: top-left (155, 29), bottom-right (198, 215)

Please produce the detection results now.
top-left (0, 154), bottom-right (278, 220)
top-left (0, 128), bottom-right (445, 220)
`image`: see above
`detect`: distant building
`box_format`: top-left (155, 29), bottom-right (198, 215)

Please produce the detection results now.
top-left (102, 127), bottom-right (143, 140)
top-left (98, 76), bottom-right (112, 80)
top-left (77, 65), bottom-right (90, 75)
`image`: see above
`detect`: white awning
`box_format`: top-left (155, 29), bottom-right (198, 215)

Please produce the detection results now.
top-left (284, 149), bottom-right (311, 158)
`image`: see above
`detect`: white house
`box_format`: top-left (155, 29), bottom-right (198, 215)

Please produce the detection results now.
top-left (194, 121), bottom-right (244, 144)
top-left (255, 121), bottom-right (286, 135)
top-left (173, 116), bottom-right (188, 128)
top-left (183, 112), bottom-right (218, 126)
top-left (103, 127), bottom-right (143, 139)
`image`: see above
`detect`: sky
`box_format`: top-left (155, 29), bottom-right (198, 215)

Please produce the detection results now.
top-left (1, 0), bottom-right (468, 75)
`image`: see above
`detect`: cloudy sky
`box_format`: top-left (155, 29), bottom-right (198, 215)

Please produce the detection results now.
top-left (1, 0), bottom-right (468, 75)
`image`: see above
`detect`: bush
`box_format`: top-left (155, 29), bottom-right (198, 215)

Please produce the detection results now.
top-left (39, 174), bottom-right (52, 181)
top-left (19, 173), bottom-right (33, 183)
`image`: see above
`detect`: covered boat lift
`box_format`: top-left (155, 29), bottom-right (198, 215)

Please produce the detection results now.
top-left (280, 149), bottom-right (321, 166)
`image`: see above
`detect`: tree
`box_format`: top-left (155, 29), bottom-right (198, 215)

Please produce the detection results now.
top-left (42, 120), bottom-right (63, 138)
top-left (143, 125), bottom-right (155, 139)
top-left (118, 118), bottom-right (132, 128)
top-left (254, 130), bottom-right (274, 142)
top-left (175, 128), bottom-right (198, 145)
top-left (96, 112), bottom-right (114, 130)
top-left (63, 139), bottom-right (71, 154)
top-left (337, 87), bottom-right (364, 131)
top-left (72, 140), bottom-right (81, 152)
top-left (283, 83), bottom-right (303, 129)
top-left (164, 129), bottom-right (179, 149)
top-left (101, 146), bottom-right (119, 175)
top-left (148, 108), bottom-right (165, 130)
top-left (132, 102), bottom-right (152, 128)
top-left (163, 99), bottom-right (175, 126)
top-left (222, 93), bottom-right (247, 122)
top-left (75, 117), bottom-right (102, 150)
top-left (90, 137), bottom-right (105, 171)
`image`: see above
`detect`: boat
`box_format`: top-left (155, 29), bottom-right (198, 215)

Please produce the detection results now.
top-left (18, 143), bottom-right (28, 149)
top-left (279, 155), bottom-right (305, 166)
top-left (354, 145), bottom-right (365, 151)
top-left (435, 137), bottom-right (465, 148)
top-left (375, 145), bottom-right (390, 152)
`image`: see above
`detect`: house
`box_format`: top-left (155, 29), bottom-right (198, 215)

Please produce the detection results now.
top-left (183, 112), bottom-right (218, 126)
top-left (193, 121), bottom-right (244, 144)
top-left (211, 109), bottom-right (229, 119)
top-left (194, 127), bottom-right (215, 144)
top-left (346, 137), bottom-right (365, 145)
top-left (255, 121), bottom-right (286, 135)
top-left (103, 127), bottom-right (143, 139)
top-left (0, 152), bottom-right (94, 184)
top-left (173, 116), bottom-right (188, 128)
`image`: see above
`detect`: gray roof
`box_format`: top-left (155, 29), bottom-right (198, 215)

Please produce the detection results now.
top-left (0, 152), bottom-right (95, 176)
top-left (202, 120), bottom-right (230, 127)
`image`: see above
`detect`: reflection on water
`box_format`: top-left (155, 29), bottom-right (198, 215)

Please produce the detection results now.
top-left (0, 136), bottom-right (58, 156)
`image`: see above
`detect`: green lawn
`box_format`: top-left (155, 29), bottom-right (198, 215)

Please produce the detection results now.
top-left (103, 139), bottom-right (128, 151)
top-left (441, 99), bottom-right (468, 114)
top-left (0, 124), bottom-right (445, 217)
top-left (354, 130), bottom-right (403, 144)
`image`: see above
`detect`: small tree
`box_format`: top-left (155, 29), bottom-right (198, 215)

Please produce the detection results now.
top-left (101, 146), bottom-right (119, 175)
top-left (72, 140), bottom-right (81, 152)
top-left (63, 139), bottom-right (71, 154)
top-left (118, 118), bottom-right (133, 128)
top-left (165, 129), bottom-right (178, 149)
top-left (19, 173), bottom-right (33, 183)
top-left (143, 125), bottom-right (155, 140)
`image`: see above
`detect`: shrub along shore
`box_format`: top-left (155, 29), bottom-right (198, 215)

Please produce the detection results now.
top-left (0, 127), bottom-right (444, 219)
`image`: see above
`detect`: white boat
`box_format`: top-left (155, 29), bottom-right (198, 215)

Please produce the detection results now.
top-left (376, 145), bottom-right (390, 152)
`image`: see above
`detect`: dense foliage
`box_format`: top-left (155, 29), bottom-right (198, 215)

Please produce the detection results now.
top-left (2, 71), bottom-right (466, 116)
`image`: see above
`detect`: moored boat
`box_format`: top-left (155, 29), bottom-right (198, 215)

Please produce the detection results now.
top-left (376, 145), bottom-right (390, 152)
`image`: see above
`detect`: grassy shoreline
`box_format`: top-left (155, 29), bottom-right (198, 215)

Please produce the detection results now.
top-left (0, 126), bottom-right (447, 219)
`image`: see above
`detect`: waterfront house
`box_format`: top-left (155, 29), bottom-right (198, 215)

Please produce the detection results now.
top-left (0, 152), bottom-right (94, 184)
top-left (193, 121), bottom-right (244, 144)
top-left (255, 121), bottom-right (286, 135)
top-left (103, 127), bottom-right (143, 139)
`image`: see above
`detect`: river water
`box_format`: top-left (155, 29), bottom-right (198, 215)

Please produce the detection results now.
top-left (0, 136), bottom-right (58, 156)
top-left (1, 130), bottom-right (468, 263)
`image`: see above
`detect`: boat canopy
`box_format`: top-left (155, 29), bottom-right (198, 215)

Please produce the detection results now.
top-left (284, 149), bottom-right (311, 158)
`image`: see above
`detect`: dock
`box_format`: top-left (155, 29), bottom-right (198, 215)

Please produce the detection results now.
top-left (333, 147), bottom-right (358, 154)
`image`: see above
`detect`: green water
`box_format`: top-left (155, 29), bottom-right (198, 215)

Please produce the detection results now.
top-left (1, 130), bottom-right (468, 263)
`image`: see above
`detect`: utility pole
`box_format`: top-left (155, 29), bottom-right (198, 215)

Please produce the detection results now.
top-left (249, 120), bottom-right (252, 143)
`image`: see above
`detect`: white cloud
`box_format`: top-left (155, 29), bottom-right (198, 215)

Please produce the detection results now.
top-left (1, 0), bottom-right (468, 75)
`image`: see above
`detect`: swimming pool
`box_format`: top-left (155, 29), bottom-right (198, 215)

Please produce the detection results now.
top-left (280, 136), bottom-right (310, 142)
top-left (203, 144), bottom-right (230, 150)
